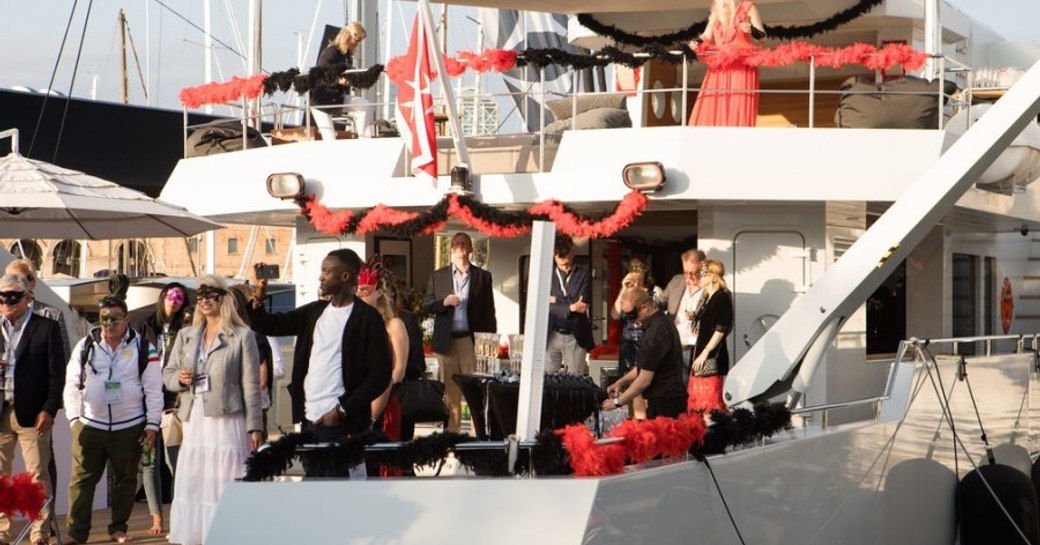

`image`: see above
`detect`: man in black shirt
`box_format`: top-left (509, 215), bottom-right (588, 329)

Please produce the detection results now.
top-left (602, 288), bottom-right (687, 418)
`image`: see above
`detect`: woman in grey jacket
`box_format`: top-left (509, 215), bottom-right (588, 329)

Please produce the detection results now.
top-left (163, 275), bottom-right (262, 545)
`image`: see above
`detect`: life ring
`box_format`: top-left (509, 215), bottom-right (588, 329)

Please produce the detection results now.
top-left (1000, 278), bottom-right (1014, 334)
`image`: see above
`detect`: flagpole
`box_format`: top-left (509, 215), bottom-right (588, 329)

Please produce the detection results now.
top-left (418, 0), bottom-right (470, 168)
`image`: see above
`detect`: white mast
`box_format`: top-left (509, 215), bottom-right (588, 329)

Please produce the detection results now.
top-left (924, 0), bottom-right (941, 81)
top-left (382, 0), bottom-right (395, 119)
top-left (203, 0), bottom-right (214, 114)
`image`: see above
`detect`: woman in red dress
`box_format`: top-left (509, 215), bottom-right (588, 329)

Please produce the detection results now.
top-left (689, 0), bottom-right (765, 127)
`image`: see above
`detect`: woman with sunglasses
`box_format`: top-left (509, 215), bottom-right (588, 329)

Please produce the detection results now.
top-left (130, 282), bottom-right (190, 536)
top-left (163, 276), bottom-right (262, 545)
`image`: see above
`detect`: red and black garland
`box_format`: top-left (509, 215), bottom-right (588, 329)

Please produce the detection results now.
top-left (295, 191), bottom-right (649, 240)
top-left (242, 402), bottom-right (791, 480)
top-left (576, 0), bottom-right (885, 47)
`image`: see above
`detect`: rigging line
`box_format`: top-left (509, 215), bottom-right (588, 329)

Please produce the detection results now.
top-left (150, 0), bottom-right (246, 62)
top-left (53, 0), bottom-right (95, 164)
top-left (702, 457), bottom-right (748, 545)
top-left (961, 360), bottom-right (994, 460)
top-left (124, 18), bottom-right (150, 99)
top-left (28, 0), bottom-right (79, 157)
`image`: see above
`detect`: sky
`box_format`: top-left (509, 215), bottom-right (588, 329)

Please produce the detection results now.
top-left (0, 0), bottom-right (1038, 112)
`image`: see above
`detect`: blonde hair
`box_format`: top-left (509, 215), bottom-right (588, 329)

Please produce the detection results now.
top-left (333, 22), bottom-right (367, 54)
top-left (193, 275), bottom-right (248, 332)
top-left (4, 259), bottom-right (35, 276)
top-left (702, 259), bottom-right (728, 291)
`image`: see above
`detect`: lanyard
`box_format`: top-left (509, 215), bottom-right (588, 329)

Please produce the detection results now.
top-left (555, 268), bottom-right (570, 298)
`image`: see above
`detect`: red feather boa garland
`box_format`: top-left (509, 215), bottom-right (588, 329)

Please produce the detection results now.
top-left (0, 472), bottom-right (47, 519)
top-left (297, 191), bottom-right (648, 240)
top-left (557, 414), bottom-right (707, 476)
top-left (697, 41), bottom-right (927, 72)
top-left (385, 49), bottom-right (518, 85)
top-left (178, 74), bottom-right (267, 109)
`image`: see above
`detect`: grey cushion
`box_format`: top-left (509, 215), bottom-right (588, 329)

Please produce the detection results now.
top-left (545, 94), bottom-right (627, 122)
top-left (835, 76), bottom-right (958, 129)
top-left (543, 107), bottom-right (632, 134)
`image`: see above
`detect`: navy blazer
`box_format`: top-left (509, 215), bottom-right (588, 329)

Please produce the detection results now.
top-left (548, 264), bottom-right (595, 350)
top-left (422, 264), bottom-right (497, 355)
top-left (248, 299), bottom-right (391, 432)
top-left (5, 314), bottom-right (65, 428)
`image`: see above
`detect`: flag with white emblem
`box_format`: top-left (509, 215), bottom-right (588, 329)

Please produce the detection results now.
top-left (395, 13), bottom-right (438, 182)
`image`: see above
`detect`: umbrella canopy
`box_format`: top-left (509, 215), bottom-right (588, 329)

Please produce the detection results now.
top-left (0, 150), bottom-right (222, 239)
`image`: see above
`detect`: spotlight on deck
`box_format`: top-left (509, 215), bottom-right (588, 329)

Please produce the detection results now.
top-left (267, 172), bottom-right (306, 200)
top-left (449, 165), bottom-right (473, 195)
top-left (622, 162), bottom-right (666, 193)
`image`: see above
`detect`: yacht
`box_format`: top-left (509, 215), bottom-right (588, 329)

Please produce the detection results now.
top-left (159, 0), bottom-right (1040, 542)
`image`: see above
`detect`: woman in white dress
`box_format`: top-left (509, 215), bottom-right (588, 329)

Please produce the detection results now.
top-left (163, 275), bottom-right (263, 545)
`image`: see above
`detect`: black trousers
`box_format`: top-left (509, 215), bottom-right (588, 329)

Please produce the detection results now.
top-left (646, 396), bottom-right (687, 419)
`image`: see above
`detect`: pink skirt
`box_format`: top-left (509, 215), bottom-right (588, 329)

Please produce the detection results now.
top-left (687, 375), bottom-right (727, 413)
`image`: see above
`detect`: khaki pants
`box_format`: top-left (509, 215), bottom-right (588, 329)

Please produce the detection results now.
top-left (0, 401), bottom-right (53, 544)
top-left (67, 422), bottom-right (144, 542)
top-left (436, 336), bottom-right (476, 433)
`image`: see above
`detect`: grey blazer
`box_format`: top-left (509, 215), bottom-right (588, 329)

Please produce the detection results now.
top-left (162, 324), bottom-right (263, 433)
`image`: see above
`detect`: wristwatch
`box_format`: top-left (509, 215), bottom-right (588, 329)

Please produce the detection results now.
top-left (612, 397), bottom-right (622, 409)
top-left (336, 404), bottom-right (347, 418)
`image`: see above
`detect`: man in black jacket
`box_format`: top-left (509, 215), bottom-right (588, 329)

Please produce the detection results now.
top-left (547, 236), bottom-right (594, 375)
top-left (249, 249), bottom-right (391, 476)
top-left (422, 232), bottom-right (496, 433)
top-left (0, 273), bottom-right (65, 544)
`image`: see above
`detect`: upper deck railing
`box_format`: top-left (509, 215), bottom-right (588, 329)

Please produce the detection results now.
top-left (182, 53), bottom-right (982, 176)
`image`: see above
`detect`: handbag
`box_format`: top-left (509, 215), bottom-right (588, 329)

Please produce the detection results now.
top-left (692, 356), bottom-right (719, 377)
top-left (396, 378), bottom-right (449, 424)
top-left (160, 408), bottom-right (183, 446)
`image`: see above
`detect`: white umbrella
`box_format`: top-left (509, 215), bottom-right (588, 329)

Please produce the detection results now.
top-left (0, 129), bottom-right (222, 239)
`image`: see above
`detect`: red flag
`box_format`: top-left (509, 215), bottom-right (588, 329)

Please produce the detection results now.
top-left (395, 13), bottom-right (437, 182)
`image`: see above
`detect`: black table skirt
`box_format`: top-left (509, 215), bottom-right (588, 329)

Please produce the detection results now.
top-left (453, 374), bottom-right (607, 440)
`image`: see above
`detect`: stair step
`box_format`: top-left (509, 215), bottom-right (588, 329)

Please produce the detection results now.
top-left (1029, 257), bottom-right (1040, 262)
top-left (1021, 295), bottom-right (1040, 300)
top-left (1015, 314), bottom-right (1040, 320)
top-left (1025, 276), bottom-right (1040, 281)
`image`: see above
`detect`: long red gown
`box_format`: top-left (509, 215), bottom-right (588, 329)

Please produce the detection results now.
top-left (689, 1), bottom-right (760, 127)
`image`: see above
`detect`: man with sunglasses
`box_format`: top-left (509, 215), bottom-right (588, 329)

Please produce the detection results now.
top-left (0, 273), bottom-right (65, 545)
top-left (663, 249), bottom-right (707, 377)
top-left (63, 296), bottom-right (163, 545)
top-left (248, 249), bottom-right (391, 477)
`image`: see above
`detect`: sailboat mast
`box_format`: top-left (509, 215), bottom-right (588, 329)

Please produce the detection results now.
top-left (119, 10), bottom-right (129, 104)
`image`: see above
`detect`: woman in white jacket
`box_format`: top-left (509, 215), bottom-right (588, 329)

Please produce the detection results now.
top-left (163, 276), bottom-right (262, 545)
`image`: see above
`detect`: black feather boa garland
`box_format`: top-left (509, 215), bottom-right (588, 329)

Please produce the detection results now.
top-left (241, 402), bottom-right (791, 481)
top-left (576, 0), bottom-right (884, 47)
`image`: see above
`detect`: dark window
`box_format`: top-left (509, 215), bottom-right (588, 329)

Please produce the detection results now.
top-left (265, 237), bottom-right (277, 255)
top-left (228, 238), bottom-right (239, 255)
top-left (866, 260), bottom-right (906, 355)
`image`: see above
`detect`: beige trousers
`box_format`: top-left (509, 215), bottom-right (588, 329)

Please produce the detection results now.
top-left (0, 402), bottom-right (53, 543)
top-left (436, 336), bottom-right (477, 433)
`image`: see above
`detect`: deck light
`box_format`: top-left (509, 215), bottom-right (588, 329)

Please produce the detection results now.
top-left (266, 172), bottom-right (306, 200)
top-left (622, 162), bottom-right (666, 193)
top-left (450, 165), bottom-right (473, 195)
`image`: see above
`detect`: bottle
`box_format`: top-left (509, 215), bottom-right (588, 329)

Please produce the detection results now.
top-left (141, 441), bottom-right (154, 467)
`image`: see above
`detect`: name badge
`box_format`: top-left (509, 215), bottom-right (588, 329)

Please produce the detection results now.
top-left (194, 373), bottom-right (211, 393)
top-left (104, 381), bottom-right (123, 403)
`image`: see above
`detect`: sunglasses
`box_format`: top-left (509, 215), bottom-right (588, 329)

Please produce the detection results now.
top-left (165, 290), bottom-right (186, 303)
top-left (0, 291), bottom-right (26, 305)
top-left (99, 314), bottom-right (126, 326)
top-left (197, 288), bottom-right (226, 302)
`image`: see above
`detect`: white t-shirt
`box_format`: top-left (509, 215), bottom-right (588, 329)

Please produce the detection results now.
top-left (674, 285), bottom-right (704, 347)
top-left (303, 303), bottom-right (353, 422)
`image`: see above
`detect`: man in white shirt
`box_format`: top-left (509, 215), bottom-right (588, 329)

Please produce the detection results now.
top-left (662, 249), bottom-right (707, 377)
top-left (248, 249), bottom-right (391, 477)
